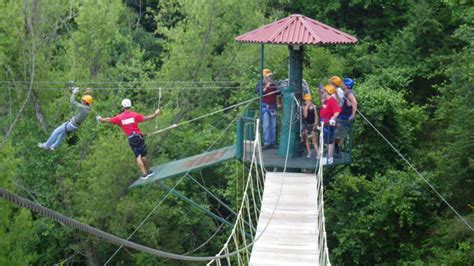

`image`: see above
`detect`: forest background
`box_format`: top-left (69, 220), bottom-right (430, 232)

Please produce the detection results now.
top-left (0, 0), bottom-right (472, 265)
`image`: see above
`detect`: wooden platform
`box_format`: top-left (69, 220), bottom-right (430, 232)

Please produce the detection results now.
top-left (250, 172), bottom-right (319, 265)
top-left (243, 145), bottom-right (351, 171)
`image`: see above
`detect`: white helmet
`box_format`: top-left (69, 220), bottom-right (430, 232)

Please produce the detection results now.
top-left (121, 98), bottom-right (132, 108)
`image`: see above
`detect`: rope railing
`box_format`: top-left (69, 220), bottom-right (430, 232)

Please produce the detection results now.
top-left (316, 121), bottom-right (331, 266)
top-left (207, 118), bottom-right (266, 265)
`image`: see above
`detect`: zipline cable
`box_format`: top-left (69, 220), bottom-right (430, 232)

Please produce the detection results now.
top-left (146, 91), bottom-right (280, 136)
top-left (0, 85), bottom-right (250, 91)
top-left (0, 80), bottom-right (247, 84)
top-left (356, 108), bottom-right (474, 231)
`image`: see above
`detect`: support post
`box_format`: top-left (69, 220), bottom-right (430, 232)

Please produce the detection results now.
top-left (278, 45), bottom-right (304, 158)
top-left (236, 117), bottom-right (243, 160)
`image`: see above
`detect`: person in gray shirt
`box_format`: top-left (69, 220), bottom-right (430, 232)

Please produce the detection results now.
top-left (38, 87), bottom-right (93, 150)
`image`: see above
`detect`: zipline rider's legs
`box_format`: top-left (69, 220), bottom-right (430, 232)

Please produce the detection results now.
top-left (40, 121), bottom-right (78, 150)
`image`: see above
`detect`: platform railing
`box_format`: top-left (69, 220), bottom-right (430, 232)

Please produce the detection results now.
top-left (319, 119), bottom-right (354, 165)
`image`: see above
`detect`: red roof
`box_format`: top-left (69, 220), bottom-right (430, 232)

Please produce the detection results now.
top-left (235, 14), bottom-right (357, 45)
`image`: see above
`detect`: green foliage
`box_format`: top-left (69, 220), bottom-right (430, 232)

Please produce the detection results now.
top-left (326, 170), bottom-right (440, 264)
top-left (1, 0), bottom-right (473, 264)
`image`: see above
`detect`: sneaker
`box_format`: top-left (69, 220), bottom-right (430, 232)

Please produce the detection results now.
top-left (306, 152), bottom-right (311, 158)
top-left (262, 144), bottom-right (271, 150)
top-left (146, 171), bottom-right (155, 178)
top-left (49, 146), bottom-right (55, 151)
top-left (140, 174), bottom-right (149, 180)
top-left (38, 143), bottom-right (50, 150)
top-left (327, 157), bottom-right (334, 164)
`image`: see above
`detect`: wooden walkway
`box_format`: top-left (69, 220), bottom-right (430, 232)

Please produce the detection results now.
top-left (250, 172), bottom-right (319, 265)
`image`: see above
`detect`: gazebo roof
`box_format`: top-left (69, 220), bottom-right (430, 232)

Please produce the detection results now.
top-left (235, 14), bottom-right (357, 45)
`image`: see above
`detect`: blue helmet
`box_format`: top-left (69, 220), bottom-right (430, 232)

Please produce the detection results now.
top-left (343, 78), bottom-right (354, 90)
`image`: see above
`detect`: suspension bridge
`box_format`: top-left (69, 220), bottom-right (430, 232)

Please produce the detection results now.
top-left (0, 114), bottom-right (333, 265)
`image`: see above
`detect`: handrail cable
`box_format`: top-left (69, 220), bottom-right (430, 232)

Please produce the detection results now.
top-left (208, 97), bottom-right (296, 264)
top-left (356, 108), bottom-right (474, 231)
top-left (146, 90), bottom-right (280, 136)
top-left (315, 121), bottom-right (331, 265)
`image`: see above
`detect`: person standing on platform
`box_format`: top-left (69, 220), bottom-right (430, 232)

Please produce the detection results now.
top-left (319, 85), bottom-right (341, 164)
top-left (255, 68), bottom-right (281, 149)
top-left (335, 78), bottom-right (357, 154)
top-left (97, 99), bottom-right (160, 179)
top-left (302, 94), bottom-right (319, 158)
top-left (329, 76), bottom-right (344, 106)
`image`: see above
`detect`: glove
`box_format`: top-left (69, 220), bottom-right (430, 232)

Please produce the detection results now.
top-left (329, 118), bottom-right (336, 126)
top-left (84, 87), bottom-right (93, 95)
top-left (72, 87), bottom-right (80, 94)
top-left (96, 115), bottom-right (102, 123)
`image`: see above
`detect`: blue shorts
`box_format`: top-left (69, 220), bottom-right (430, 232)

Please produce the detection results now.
top-left (323, 125), bottom-right (335, 144)
top-left (128, 134), bottom-right (148, 158)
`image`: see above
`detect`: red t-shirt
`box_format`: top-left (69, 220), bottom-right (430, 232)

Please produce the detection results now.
top-left (110, 110), bottom-right (145, 136)
top-left (263, 82), bottom-right (278, 105)
top-left (320, 97), bottom-right (341, 123)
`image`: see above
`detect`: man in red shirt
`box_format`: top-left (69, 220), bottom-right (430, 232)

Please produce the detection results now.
top-left (255, 69), bottom-right (282, 149)
top-left (97, 99), bottom-right (160, 179)
top-left (319, 84), bottom-right (341, 164)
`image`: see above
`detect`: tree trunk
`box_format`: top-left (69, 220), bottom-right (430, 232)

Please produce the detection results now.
top-left (31, 91), bottom-right (48, 133)
top-left (84, 241), bottom-right (100, 266)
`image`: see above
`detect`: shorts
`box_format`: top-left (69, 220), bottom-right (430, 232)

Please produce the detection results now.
top-left (302, 123), bottom-right (315, 137)
top-left (128, 134), bottom-right (147, 158)
top-left (323, 125), bottom-right (336, 144)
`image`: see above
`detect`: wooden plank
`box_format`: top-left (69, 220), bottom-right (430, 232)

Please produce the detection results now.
top-left (250, 171), bottom-right (320, 265)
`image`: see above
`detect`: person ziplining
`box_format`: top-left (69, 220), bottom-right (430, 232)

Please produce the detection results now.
top-left (38, 87), bottom-right (93, 150)
top-left (97, 99), bottom-right (160, 179)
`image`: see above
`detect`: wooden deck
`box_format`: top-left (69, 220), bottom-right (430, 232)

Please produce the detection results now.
top-left (250, 172), bottom-right (319, 265)
top-left (243, 143), bottom-right (351, 171)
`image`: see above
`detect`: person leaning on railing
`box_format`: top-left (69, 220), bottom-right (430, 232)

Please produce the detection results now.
top-left (335, 78), bottom-right (357, 155)
top-left (319, 84), bottom-right (341, 164)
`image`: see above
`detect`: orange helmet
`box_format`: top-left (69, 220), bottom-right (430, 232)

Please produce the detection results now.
top-left (262, 69), bottom-right (273, 77)
top-left (81, 95), bottom-right (93, 104)
top-left (303, 94), bottom-right (312, 101)
top-left (330, 76), bottom-right (342, 87)
top-left (324, 84), bottom-right (336, 95)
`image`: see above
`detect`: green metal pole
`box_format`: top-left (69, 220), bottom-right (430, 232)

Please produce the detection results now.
top-left (278, 45), bottom-right (304, 158)
top-left (157, 182), bottom-right (233, 228)
top-left (157, 181), bottom-right (253, 238)
top-left (236, 117), bottom-right (243, 160)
